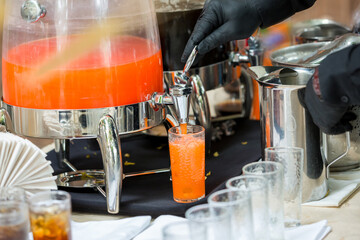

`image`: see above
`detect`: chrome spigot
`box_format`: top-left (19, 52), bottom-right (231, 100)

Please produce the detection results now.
top-left (169, 81), bottom-right (192, 125)
top-left (152, 46), bottom-right (198, 125)
top-left (231, 36), bottom-right (265, 66)
top-left (170, 46), bottom-right (198, 124)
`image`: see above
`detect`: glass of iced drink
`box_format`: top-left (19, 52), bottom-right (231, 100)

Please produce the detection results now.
top-left (29, 190), bottom-right (72, 240)
top-left (168, 125), bottom-right (205, 203)
top-left (0, 201), bottom-right (29, 240)
top-left (0, 187), bottom-right (26, 202)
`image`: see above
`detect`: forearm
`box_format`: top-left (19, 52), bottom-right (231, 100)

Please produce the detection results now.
top-left (253, 0), bottom-right (316, 28)
top-left (319, 44), bottom-right (360, 106)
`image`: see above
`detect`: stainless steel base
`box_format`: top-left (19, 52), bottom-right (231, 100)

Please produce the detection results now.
top-left (0, 100), bottom-right (170, 214)
top-left (1, 101), bottom-right (165, 138)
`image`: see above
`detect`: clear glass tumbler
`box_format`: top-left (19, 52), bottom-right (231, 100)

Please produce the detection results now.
top-left (0, 201), bottom-right (29, 240)
top-left (162, 221), bottom-right (206, 240)
top-left (0, 187), bottom-right (26, 202)
top-left (185, 204), bottom-right (231, 240)
top-left (226, 175), bottom-right (269, 240)
top-left (265, 147), bottom-right (304, 227)
top-left (243, 161), bottom-right (284, 240)
top-left (29, 190), bottom-right (72, 240)
top-left (208, 189), bottom-right (254, 240)
top-left (168, 125), bottom-right (205, 203)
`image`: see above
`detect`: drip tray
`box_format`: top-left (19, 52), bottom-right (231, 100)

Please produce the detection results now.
top-left (57, 170), bottom-right (105, 188)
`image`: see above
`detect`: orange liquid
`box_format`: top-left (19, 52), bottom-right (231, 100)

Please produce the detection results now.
top-left (2, 36), bottom-right (163, 109)
top-left (30, 210), bottom-right (71, 240)
top-left (179, 123), bottom-right (188, 134)
top-left (169, 135), bottom-right (205, 202)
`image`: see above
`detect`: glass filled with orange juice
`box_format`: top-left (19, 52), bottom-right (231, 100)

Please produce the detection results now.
top-left (168, 125), bottom-right (205, 203)
top-left (29, 191), bottom-right (72, 240)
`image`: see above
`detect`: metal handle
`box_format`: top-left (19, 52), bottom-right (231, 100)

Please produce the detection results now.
top-left (97, 115), bottom-right (123, 214)
top-left (326, 131), bottom-right (351, 179)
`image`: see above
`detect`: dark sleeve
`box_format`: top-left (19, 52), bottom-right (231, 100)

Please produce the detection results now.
top-left (252, 0), bottom-right (316, 28)
top-left (319, 44), bottom-right (360, 106)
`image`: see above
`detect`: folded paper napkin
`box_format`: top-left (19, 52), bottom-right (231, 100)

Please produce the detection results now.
top-left (0, 132), bottom-right (57, 198)
top-left (303, 167), bottom-right (360, 207)
top-left (29, 216), bottom-right (151, 240)
top-left (134, 215), bottom-right (330, 240)
top-left (134, 215), bottom-right (186, 240)
top-left (285, 220), bottom-right (331, 240)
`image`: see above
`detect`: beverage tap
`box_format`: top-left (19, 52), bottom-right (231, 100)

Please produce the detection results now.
top-left (170, 46), bottom-right (198, 125)
top-left (152, 46), bottom-right (199, 126)
top-left (231, 36), bottom-right (265, 66)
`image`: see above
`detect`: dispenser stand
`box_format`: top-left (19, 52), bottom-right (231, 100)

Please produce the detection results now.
top-left (97, 115), bottom-right (123, 214)
top-left (54, 139), bottom-right (70, 170)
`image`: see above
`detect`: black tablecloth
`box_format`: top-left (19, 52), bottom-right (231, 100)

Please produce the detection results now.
top-left (47, 119), bottom-right (261, 217)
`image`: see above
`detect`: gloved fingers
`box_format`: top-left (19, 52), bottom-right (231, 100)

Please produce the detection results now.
top-left (322, 121), bottom-right (353, 135)
top-left (198, 22), bottom-right (233, 55)
top-left (342, 111), bottom-right (357, 122)
top-left (181, 5), bottom-right (218, 62)
top-left (320, 112), bottom-right (356, 135)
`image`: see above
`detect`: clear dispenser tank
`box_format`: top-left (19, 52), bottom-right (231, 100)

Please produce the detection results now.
top-left (2, 0), bottom-right (163, 109)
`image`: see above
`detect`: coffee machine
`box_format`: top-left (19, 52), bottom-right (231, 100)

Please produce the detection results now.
top-left (0, 0), bottom-right (203, 214)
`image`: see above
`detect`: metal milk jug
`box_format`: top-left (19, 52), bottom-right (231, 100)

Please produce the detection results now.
top-left (248, 66), bottom-right (327, 202)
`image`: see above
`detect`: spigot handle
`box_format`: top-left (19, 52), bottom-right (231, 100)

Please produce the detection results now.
top-left (183, 46), bottom-right (198, 74)
top-left (175, 46), bottom-right (199, 85)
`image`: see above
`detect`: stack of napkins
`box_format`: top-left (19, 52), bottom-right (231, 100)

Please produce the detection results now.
top-left (0, 132), bottom-right (57, 198)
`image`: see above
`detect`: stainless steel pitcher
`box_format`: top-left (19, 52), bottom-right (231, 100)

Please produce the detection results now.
top-left (248, 66), bottom-right (328, 202)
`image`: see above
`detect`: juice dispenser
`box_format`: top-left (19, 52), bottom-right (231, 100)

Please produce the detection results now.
top-left (0, 0), bottom-right (195, 214)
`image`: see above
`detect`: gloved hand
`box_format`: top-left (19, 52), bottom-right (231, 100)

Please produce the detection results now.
top-left (181, 0), bottom-right (261, 62)
top-left (298, 69), bottom-right (357, 135)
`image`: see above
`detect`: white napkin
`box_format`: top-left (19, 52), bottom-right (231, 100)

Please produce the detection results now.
top-left (303, 168), bottom-right (360, 207)
top-left (0, 132), bottom-right (57, 198)
top-left (285, 220), bottom-right (331, 240)
top-left (134, 215), bottom-right (187, 240)
top-left (29, 216), bottom-right (151, 240)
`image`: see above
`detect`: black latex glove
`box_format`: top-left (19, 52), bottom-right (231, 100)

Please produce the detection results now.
top-left (181, 0), bottom-right (261, 62)
top-left (298, 73), bottom-right (357, 135)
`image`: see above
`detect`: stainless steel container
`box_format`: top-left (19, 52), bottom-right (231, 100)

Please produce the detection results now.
top-left (270, 37), bottom-right (360, 171)
top-left (248, 66), bottom-right (327, 202)
top-left (292, 19), bottom-right (350, 44)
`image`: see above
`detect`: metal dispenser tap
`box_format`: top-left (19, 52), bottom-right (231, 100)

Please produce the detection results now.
top-left (152, 46), bottom-right (199, 127)
top-left (231, 36), bottom-right (265, 66)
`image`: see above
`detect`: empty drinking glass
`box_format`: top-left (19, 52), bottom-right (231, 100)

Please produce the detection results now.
top-left (162, 221), bottom-right (206, 240)
top-left (185, 204), bottom-right (231, 240)
top-left (226, 176), bottom-right (269, 240)
top-left (243, 161), bottom-right (284, 240)
top-left (208, 189), bottom-right (254, 240)
top-left (265, 147), bottom-right (304, 227)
